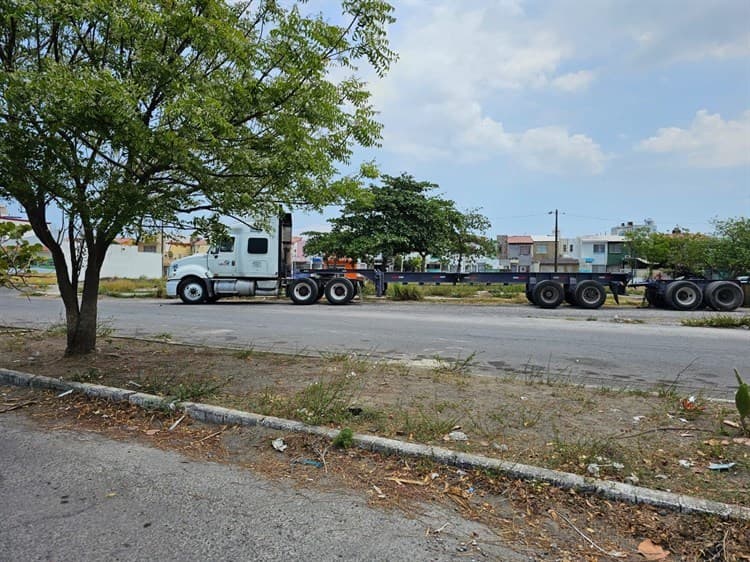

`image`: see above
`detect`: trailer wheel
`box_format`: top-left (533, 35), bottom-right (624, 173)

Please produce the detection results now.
top-left (324, 278), bottom-right (355, 305)
top-left (564, 289), bottom-right (578, 306)
top-left (665, 280), bottom-right (703, 310)
top-left (532, 280), bottom-right (564, 308)
top-left (178, 277), bottom-right (207, 304)
top-left (525, 287), bottom-right (536, 305)
top-left (704, 281), bottom-right (743, 311)
top-left (574, 280), bottom-right (607, 309)
top-left (289, 278), bottom-right (319, 305)
top-left (644, 286), bottom-right (664, 308)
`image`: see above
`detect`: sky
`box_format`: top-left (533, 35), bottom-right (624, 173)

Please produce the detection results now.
top-left (3, 1), bottom-right (748, 240)
top-left (299, 0), bottom-right (750, 238)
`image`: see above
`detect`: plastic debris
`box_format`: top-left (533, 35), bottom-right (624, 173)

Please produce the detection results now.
top-left (447, 431), bottom-right (468, 441)
top-left (272, 438), bottom-right (287, 452)
top-left (612, 462), bottom-right (625, 470)
top-left (300, 459), bottom-right (323, 468)
top-left (708, 462), bottom-right (736, 471)
top-left (678, 459), bottom-right (693, 468)
top-left (624, 474), bottom-right (640, 485)
top-left (587, 463), bottom-right (600, 477)
top-left (633, 416), bottom-right (645, 423)
top-left (57, 389), bottom-right (73, 398)
top-left (168, 415), bottom-right (185, 431)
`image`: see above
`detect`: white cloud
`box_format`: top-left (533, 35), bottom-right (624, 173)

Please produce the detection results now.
top-left (551, 70), bottom-right (595, 92)
top-left (515, 127), bottom-right (606, 174)
top-left (637, 110), bottom-right (750, 168)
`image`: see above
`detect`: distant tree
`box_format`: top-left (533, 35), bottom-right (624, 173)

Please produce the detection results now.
top-left (304, 173), bottom-right (455, 269)
top-left (626, 227), bottom-right (715, 277)
top-left (0, 0), bottom-right (395, 355)
top-left (710, 217), bottom-right (750, 277)
top-left (0, 222), bottom-right (42, 288)
top-left (442, 208), bottom-right (493, 272)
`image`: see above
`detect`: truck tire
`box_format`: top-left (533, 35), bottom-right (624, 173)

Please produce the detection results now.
top-left (324, 278), bottom-right (355, 305)
top-left (574, 280), bottom-right (607, 309)
top-left (532, 280), bottom-right (564, 309)
top-left (525, 287), bottom-right (536, 305)
top-left (665, 280), bottom-right (703, 310)
top-left (704, 281), bottom-right (743, 311)
top-left (564, 288), bottom-right (578, 306)
top-left (178, 277), bottom-right (207, 304)
top-left (289, 278), bottom-right (319, 305)
top-left (644, 286), bottom-right (664, 308)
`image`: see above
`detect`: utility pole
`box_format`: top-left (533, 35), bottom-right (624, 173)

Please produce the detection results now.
top-left (548, 209), bottom-right (559, 271)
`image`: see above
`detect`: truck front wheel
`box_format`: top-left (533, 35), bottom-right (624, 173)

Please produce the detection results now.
top-left (178, 277), bottom-right (207, 304)
top-left (324, 278), bottom-right (355, 305)
top-left (289, 278), bottom-right (319, 305)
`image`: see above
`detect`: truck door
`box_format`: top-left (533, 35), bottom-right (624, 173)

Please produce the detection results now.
top-left (241, 235), bottom-right (276, 277)
top-left (209, 236), bottom-right (237, 277)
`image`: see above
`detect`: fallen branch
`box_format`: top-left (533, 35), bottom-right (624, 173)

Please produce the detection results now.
top-left (611, 426), bottom-right (714, 440)
top-left (196, 426), bottom-right (227, 444)
top-left (0, 400), bottom-right (36, 413)
top-left (554, 511), bottom-right (627, 558)
top-left (386, 476), bottom-right (428, 486)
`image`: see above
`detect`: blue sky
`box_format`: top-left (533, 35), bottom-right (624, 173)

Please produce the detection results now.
top-left (3, 1), bottom-right (747, 240)
top-left (299, 0), bottom-right (750, 238)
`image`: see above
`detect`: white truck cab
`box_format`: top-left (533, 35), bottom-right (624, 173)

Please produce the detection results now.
top-left (166, 213), bottom-right (358, 305)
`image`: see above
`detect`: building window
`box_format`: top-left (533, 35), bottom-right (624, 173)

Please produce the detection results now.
top-left (519, 245), bottom-right (531, 255)
top-left (569, 244), bottom-right (574, 253)
top-left (535, 244), bottom-right (548, 254)
top-left (593, 243), bottom-right (605, 254)
top-left (247, 238), bottom-right (268, 254)
top-left (609, 243), bottom-right (623, 254)
top-left (592, 265), bottom-right (606, 273)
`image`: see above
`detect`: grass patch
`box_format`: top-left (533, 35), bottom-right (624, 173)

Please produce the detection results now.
top-left (139, 376), bottom-right (226, 402)
top-left (681, 314), bottom-right (750, 328)
top-left (388, 284), bottom-right (424, 301)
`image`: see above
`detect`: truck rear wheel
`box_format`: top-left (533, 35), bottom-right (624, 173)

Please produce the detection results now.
top-left (574, 280), bottom-right (607, 309)
top-left (665, 280), bottom-right (703, 310)
top-left (532, 280), bottom-right (564, 309)
top-left (289, 278), bottom-right (319, 305)
top-left (704, 281), bottom-right (743, 311)
top-left (178, 278), bottom-right (207, 304)
top-left (324, 278), bottom-right (355, 305)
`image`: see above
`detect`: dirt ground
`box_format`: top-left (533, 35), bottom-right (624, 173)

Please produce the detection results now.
top-left (2, 328), bottom-right (750, 560)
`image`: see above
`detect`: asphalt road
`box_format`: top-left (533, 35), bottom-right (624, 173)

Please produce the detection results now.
top-left (0, 413), bottom-right (530, 561)
top-left (1, 290), bottom-right (748, 397)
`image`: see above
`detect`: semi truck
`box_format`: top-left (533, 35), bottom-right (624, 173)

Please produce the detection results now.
top-left (165, 214), bottom-right (359, 305)
top-left (166, 214), bottom-right (745, 311)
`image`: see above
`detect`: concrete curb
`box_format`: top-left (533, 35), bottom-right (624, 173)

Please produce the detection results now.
top-left (2, 367), bottom-right (749, 521)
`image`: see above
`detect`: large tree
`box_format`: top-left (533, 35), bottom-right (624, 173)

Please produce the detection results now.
top-left (442, 207), bottom-right (494, 273)
top-left (711, 217), bottom-right (750, 278)
top-left (304, 173), bottom-right (461, 269)
top-left (0, 0), bottom-right (395, 354)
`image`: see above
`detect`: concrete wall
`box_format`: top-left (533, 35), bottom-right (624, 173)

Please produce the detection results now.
top-left (62, 244), bottom-right (162, 279)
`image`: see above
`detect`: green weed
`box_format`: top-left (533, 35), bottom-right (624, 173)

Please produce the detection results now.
top-left (682, 315), bottom-right (750, 328)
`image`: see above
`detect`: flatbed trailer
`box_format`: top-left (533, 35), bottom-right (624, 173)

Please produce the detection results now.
top-left (353, 270), bottom-right (630, 309)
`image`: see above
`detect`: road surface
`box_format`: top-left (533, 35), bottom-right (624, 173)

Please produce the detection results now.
top-left (1, 290), bottom-right (748, 397)
top-left (0, 412), bottom-right (529, 561)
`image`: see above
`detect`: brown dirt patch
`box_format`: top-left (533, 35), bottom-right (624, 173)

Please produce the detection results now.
top-left (2, 383), bottom-right (749, 561)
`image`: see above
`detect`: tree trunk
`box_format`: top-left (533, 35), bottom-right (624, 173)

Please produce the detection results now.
top-left (64, 247), bottom-right (104, 355)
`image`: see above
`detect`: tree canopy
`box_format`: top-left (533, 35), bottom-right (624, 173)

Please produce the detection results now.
top-left (0, 0), bottom-right (395, 354)
top-left (304, 173), bottom-right (493, 270)
top-left (625, 217), bottom-right (750, 278)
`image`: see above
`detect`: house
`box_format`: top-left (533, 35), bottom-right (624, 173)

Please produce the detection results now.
top-left (610, 218), bottom-right (657, 236)
top-left (577, 234), bottom-right (627, 273)
top-left (497, 235), bottom-right (533, 272)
